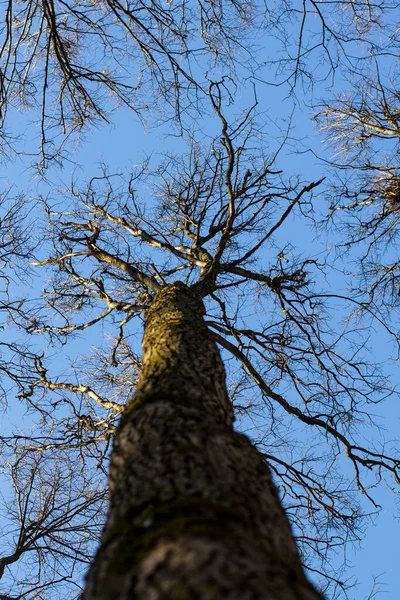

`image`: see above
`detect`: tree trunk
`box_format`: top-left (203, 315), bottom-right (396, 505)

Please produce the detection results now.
top-left (83, 282), bottom-right (324, 600)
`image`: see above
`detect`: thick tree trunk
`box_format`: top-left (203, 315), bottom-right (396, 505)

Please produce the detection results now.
top-left (83, 282), bottom-right (324, 600)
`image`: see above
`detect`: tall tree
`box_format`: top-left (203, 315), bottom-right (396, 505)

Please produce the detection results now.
top-left (1, 84), bottom-right (394, 599)
top-left (1, 1), bottom-right (400, 598)
top-left (83, 279), bottom-right (324, 599)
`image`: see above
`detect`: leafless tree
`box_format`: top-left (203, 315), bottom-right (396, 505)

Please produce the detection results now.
top-left (0, 194), bottom-right (39, 399)
top-left (1, 0), bottom-right (399, 169)
top-left (1, 1), bottom-right (400, 598)
top-left (0, 0), bottom-right (258, 168)
top-left (0, 196), bottom-right (101, 599)
top-left (315, 63), bottom-right (400, 325)
top-left (0, 448), bottom-right (106, 600)
top-left (1, 83), bottom-right (395, 599)
top-left (259, 0), bottom-right (400, 88)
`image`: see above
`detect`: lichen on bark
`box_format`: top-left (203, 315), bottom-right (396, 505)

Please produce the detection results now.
top-left (83, 282), bottom-right (324, 600)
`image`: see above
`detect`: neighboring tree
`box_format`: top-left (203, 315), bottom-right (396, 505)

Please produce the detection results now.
top-left (0, 449), bottom-right (106, 599)
top-left (0, 0), bottom-right (256, 167)
top-left (0, 197), bottom-right (107, 600)
top-left (0, 198), bottom-right (75, 599)
top-left (0, 195), bottom-right (38, 398)
top-left (315, 64), bottom-right (400, 326)
top-left (0, 0), bottom-right (397, 166)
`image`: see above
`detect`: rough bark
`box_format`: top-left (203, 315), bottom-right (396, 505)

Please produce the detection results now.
top-left (83, 282), bottom-right (324, 600)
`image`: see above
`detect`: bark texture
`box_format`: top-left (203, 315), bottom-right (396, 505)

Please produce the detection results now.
top-left (83, 282), bottom-right (324, 600)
